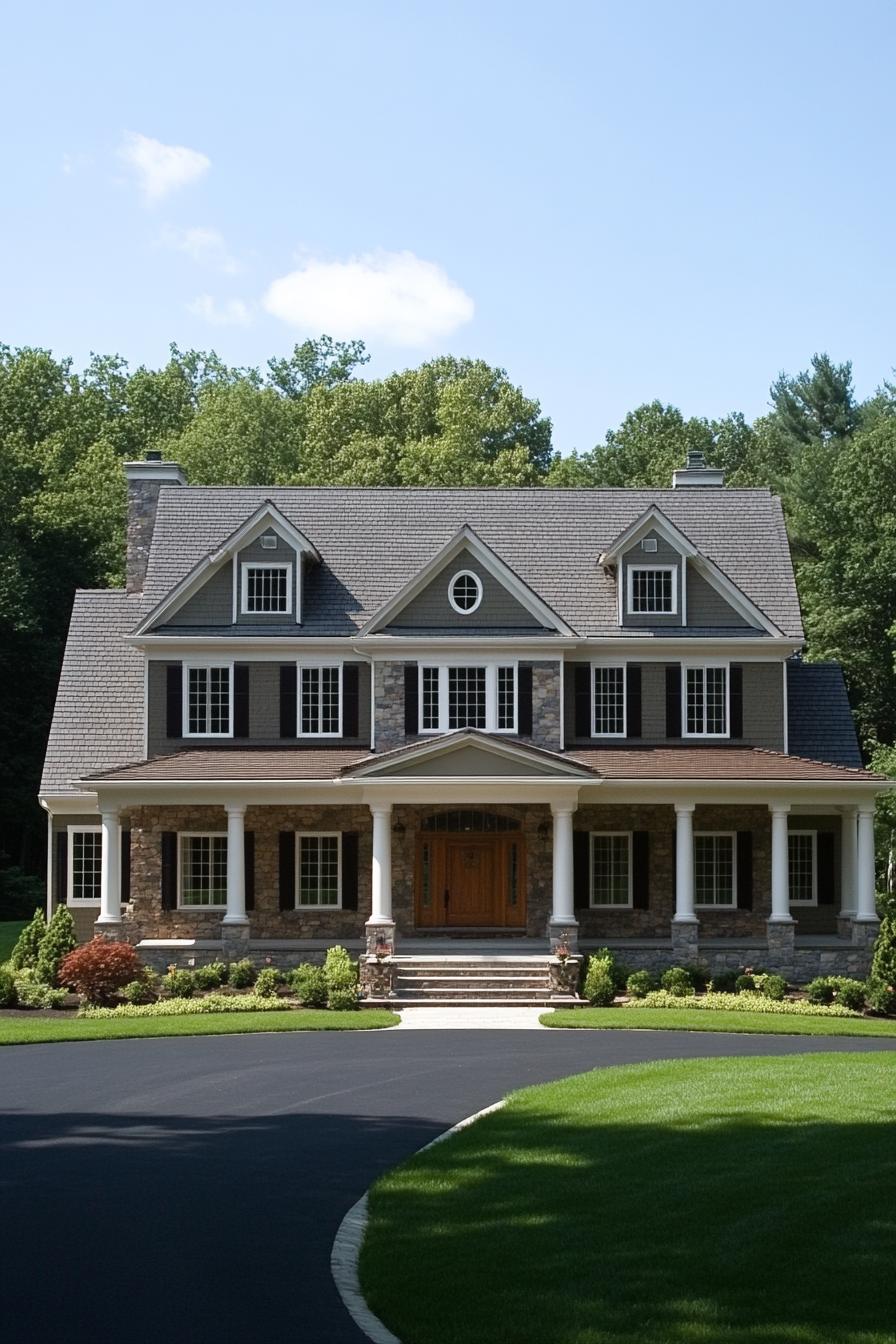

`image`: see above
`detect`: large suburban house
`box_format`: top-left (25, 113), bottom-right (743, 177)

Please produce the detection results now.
top-left (39, 451), bottom-right (887, 994)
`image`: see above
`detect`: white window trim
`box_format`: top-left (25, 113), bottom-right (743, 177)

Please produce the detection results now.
top-left (295, 831), bottom-right (343, 910)
top-left (788, 829), bottom-right (818, 906)
top-left (626, 564), bottom-right (678, 616)
top-left (296, 660), bottom-right (343, 738)
top-left (591, 661), bottom-right (627, 738)
top-left (589, 831), bottom-right (633, 908)
top-left (418, 660), bottom-right (518, 735)
top-left (240, 561), bottom-right (293, 616)
top-left (448, 569), bottom-right (483, 616)
top-left (183, 661), bottom-right (234, 738)
top-left (67, 825), bottom-right (102, 906)
top-left (177, 832), bottom-right (227, 911)
top-left (682, 660), bottom-right (730, 739)
top-left (694, 830), bottom-right (738, 909)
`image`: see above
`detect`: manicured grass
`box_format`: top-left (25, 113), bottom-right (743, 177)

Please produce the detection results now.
top-left (541, 1007), bottom-right (896, 1037)
top-left (362, 1055), bottom-right (896, 1344)
top-left (0, 1008), bottom-right (399, 1045)
top-left (0, 920), bottom-right (26, 963)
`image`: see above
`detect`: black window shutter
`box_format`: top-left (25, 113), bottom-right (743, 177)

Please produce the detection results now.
top-left (233, 664), bottom-right (250, 738)
top-left (573, 830), bottom-right (591, 909)
top-left (280, 665), bottom-right (297, 738)
top-left (672, 828), bottom-right (677, 899)
top-left (626, 665), bottom-right (642, 739)
top-left (244, 831), bottom-right (255, 911)
top-left (730, 665), bottom-right (743, 739)
top-left (278, 832), bottom-right (296, 910)
top-left (120, 831), bottom-right (131, 904)
top-left (517, 665), bottom-right (533, 737)
top-left (56, 832), bottom-right (68, 904)
top-left (817, 831), bottom-right (835, 904)
top-left (343, 664), bottom-right (360, 738)
top-left (161, 832), bottom-right (178, 911)
top-left (341, 832), bottom-right (359, 910)
top-left (632, 830), bottom-right (649, 908)
top-left (166, 664), bottom-right (183, 738)
top-left (404, 664), bottom-right (419, 735)
top-left (665, 665), bottom-right (682, 738)
top-left (574, 664), bottom-right (591, 738)
top-left (736, 831), bottom-right (753, 909)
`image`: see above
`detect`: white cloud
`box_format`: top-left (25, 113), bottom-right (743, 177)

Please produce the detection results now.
top-left (262, 249), bottom-right (474, 347)
top-left (120, 132), bottom-right (210, 203)
top-left (187, 294), bottom-right (252, 326)
top-left (160, 226), bottom-right (239, 273)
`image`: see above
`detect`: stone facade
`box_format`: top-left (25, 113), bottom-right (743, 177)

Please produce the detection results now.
top-left (375, 661), bottom-right (412, 754)
top-left (526, 661), bottom-right (561, 752)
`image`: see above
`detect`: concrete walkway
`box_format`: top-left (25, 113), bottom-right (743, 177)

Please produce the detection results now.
top-left (397, 1006), bottom-right (548, 1029)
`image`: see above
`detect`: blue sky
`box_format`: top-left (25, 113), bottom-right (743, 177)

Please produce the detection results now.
top-left (3, 1), bottom-right (895, 453)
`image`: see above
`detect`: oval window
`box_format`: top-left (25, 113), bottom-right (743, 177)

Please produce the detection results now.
top-left (448, 570), bottom-right (483, 615)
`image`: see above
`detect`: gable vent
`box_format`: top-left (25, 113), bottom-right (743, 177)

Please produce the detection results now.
top-left (260, 533), bottom-right (278, 550)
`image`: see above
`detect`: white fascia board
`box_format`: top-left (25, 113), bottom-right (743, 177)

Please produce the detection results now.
top-left (129, 635), bottom-right (580, 659)
top-left (360, 525), bottom-right (576, 637)
top-left (576, 778), bottom-right (890, 805)
top-left (39, 792), bottom-right (100, 815)
top-left (598, 507), bottom-right (700, 565)
top-left (569, 637), bottom-right (802, 660)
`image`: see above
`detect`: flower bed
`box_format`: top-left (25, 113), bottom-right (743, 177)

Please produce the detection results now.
top-left (625, 989), bottom-right (860, 1017)
top-left (81, 993), bottom-right (304, 1019)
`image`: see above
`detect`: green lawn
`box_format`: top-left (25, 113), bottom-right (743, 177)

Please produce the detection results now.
top-left (0, 1008), bottom-right (399, 1045)
top-left (0, 920), bottom-right (26, 963)
top-left (361, 1055), bottom-right (896, 1344)
top-left (542, 1006), bottom-right (896, 1037)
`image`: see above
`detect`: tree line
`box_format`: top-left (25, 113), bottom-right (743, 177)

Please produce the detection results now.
top-left (2, 338), bottom-right (895, 889)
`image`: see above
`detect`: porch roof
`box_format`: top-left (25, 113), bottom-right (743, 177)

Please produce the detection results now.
top-left (85, 747), bottom-right (369, 782)
top-left (567, 745), bottom-right (886, 783)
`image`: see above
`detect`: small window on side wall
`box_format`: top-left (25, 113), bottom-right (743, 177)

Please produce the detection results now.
top-left (69, 827), bottom-right (102, 904)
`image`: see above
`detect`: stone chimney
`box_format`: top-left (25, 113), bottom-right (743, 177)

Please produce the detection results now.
top-left (672, 449), bottom-right (725, 488)
top-left (124, 452), bottom-right (187, 594)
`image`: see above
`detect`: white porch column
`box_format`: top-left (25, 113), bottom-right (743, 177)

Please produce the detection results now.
top-left (223, 804), bottom-right (248, 925)
top-left (673, 804), bottom-right (696, 922)
top-left (855, 806), bottom-right (878, 924)
top-left (369, 804), bottom-right (393, 924)
top-left (769, 805), bottom-right (793, 923)
top-left (840, 807), bottom-right (857, 918)
top-left (96, 809), bottom-right (121, 926)
top-left (550, 804), bottom-right (576, 926)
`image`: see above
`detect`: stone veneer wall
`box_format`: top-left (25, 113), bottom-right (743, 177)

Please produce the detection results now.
top-left (525, 661), bottom-right (561, 752)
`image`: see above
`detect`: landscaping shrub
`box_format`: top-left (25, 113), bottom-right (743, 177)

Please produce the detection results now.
top-left (709, 970), bottom-right (739, 993)
top-left (9, 908), bottom-right (46, 971)
top-left (14, 971), bottom-right (67, 1009)
top-left (866, 980), bottom-right (896, 1016)
top-left (324, 946), bottom-right (358, 1009)
top-left (591, 946), bottom-right (628, 993)
top-left (0, 967), bottom-right (17, 1007)
top-left (227, 958), bottom-right (256, 989)
top-left (254, 967), bottom-right (280, 998)
top-left (584, 955), bottom-right (616, 1006)
top-left (735, 974), bottom-right (756, 993)
top-left (833, 978), bottom-right (867, 1012)
top-left (326, 987), bottom-right (359, 1012)
top-left (163, 969), bottom-right (195, 998)
top-left (868, 906), bottom-right (896, 1015)
top-left (660, 967), bottom-right (695, 997)
top-left (291, 963), bottom-right (328, 1008)
top-left (627, 990), bottom-right (860, 1017)
top-left (81, 993), bottom-right (299, 1019)
top-left (625, 969), bottom-right (655, 999)
top-left (682, 962), bottom-right (711, 991)
top-left (35, 906), bottom-right (77, 985)
top-left (760, 974), bottom-right (788, 1001)
top-left (59, 937), bottom-right (144, 1005)
top-left (193, 961), bottom-right (227, 990)
top-left (805, 977), bottom-right (837, 1005)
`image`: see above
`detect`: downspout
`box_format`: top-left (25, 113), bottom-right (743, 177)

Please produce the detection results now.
top-left (44, 807), bottom-right (54, 921)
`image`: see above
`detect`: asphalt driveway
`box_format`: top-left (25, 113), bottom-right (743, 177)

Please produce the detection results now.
top-left (3, 1028), bottom-right (894, 1344)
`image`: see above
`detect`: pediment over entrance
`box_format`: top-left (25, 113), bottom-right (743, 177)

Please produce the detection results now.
top-left (344, 730), bottom-right (597, 780)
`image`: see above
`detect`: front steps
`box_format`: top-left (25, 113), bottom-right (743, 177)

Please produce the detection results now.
top-left (371, 954), bottom-right (586, 1008)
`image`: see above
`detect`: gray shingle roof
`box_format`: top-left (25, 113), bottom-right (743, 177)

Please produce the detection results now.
top-left (787, 661), bottom-right (863, 768)
top-left (142, 486), bottom-right (804, 638)
top-left (41, 591), bottom-right (149, 793)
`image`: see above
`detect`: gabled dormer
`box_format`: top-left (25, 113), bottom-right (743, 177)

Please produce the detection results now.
top-left (134, 500), bottom-right (321, 634)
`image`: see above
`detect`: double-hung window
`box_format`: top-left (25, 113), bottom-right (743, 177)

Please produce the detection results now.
top-left (788, 831), bottom-right (817, 905)
top-left (419, 663), bottom-right (517, 733)
top-left (184, 664), bottom-right (232, 736)
top-left (296, 833), bottom-right (341, 907)
top-left (684, 664), bottom-right (728, 737)
top-left (590, 833), bottom-right (632, 907)
top-left (694, 833), bottom-right (736, 907)
top-left (69, 826), bottom-right (102, 905)
top-left (593, 664), bottom-right (626, 736)
top-left (241, 563), bottom-right (292, 615)
top-left (299, 664), bottom-right (341, 736)
top-left (179, 834), bottom-right (227, 908)
top-left (627, 565), bottom-right (677, 615)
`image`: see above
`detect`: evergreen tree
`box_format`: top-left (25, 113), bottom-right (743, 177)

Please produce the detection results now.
top-left (9, 907), bottom-right (46, 970)
top-left (35, 904), bottom-right (76, 984)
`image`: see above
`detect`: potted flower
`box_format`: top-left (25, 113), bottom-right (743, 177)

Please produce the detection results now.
top-left (555, 939), bottom-right (570, 961)
top-left (374, 935), bottom-right (392, 959)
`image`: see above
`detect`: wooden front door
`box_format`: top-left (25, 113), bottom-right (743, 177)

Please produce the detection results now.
top-left (415, 832), bottom-right (526, 928)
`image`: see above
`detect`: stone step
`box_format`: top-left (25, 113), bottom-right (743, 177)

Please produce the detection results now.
top-left (399, 985), bottom-right (556, 997)
top-left (396, 980), bottom-right (548, 991)
top-left (368, 996), bottom-right (587, 1009)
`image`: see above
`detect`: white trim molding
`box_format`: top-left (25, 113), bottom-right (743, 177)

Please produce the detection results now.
top-left (67, 825), bottom-right (102, 906)
top-left (589, 831), bottom-right (633, 908)
top-left (239, 560), bottom-right (293, 617)
top-left (787, 829), bottom-right (818, 906)
top-left (295, 832), bottom-right (343, 910)
top-left (626, 564), bottom-right (678, 617)
top-left (682, 660), bottom-right (730, 739)
top-left (447, 569), bottom-right (483, 616)
top-left (182, 661), bottom-right (235, 738)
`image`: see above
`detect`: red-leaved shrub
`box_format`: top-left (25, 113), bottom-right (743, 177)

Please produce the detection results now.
top-left (59, 938), bottom-right (144, 1005)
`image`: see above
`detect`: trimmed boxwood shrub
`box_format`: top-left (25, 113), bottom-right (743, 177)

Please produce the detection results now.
top-left (254, 968), bottom-right (280, 998)
top-left (194, 961), bottom-right (227, 990)
top-left (584, 956), bottom-right (616, 1006)
top-left (709, 970), bottom-right (739, 993)
top-left (163, 969), bottom-right (195, 998)
top-left (591, 947), bottom-right (629, 993)
top-left (291, 964), bottom-right (327, 1008)
top-left (760, 974), bottom-right (788, 1001)
top-left (625, 969), bottom-right (655, 999)
top-left (59, 937), bottom-right (144, 1005)
top-left (227, 958), bottom-right (257, 989)
top-left (682, 963), bottom-right (711, 992)
top-left (324, 946), bottom-right (358, 1010)
top-left (866, 980), bottom-right (896, 1015)
top-left (14, 974), bottom-right (66, 1009)
top-left (735, 974), bottom-right (756, 993)
top-left (121, 978), bottom-right (156, 1005)
top-left (833, 979), bottom-right (867, 1012)
top-left (660, 967), bottom-right (695, 998)
top-left (805, 977), bottom-right (837, 1005)
top-left (0, 967), bottom-right (17, 1007)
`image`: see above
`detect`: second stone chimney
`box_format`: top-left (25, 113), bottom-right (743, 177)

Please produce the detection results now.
top-left (125, 452), bottom-right (187, 594)
top-left (672, 449), bottom-right (725, 488)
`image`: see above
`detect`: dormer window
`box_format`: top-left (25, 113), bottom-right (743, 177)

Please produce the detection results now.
top-left (627, 565), bottom-right (677, 615)
top-left (241, 562), bottom-right (292, 615)
top-left (448, 570), bottom-right (483, 615)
